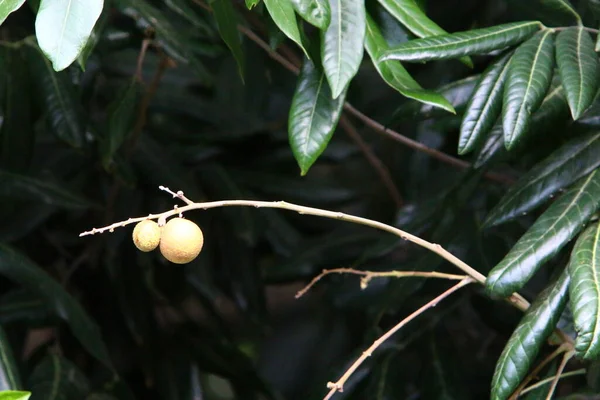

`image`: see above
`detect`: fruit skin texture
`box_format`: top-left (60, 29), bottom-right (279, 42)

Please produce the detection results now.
top-left (159, 217), bottom-right (204, 264)
top-left (132, 220), bottom-right (161, 252)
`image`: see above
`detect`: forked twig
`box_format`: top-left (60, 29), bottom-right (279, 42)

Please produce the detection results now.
top-left (520, 368), bottom-right (585, 396)
top-left (544, 350), bottom-right (574, 400)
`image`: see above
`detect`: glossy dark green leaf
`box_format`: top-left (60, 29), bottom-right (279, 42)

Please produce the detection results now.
top-left (290, 0), bottom-right (330, 30)
top-left (209, 0), bottom-right (245, 80)
top-left (569, 222), bottom-right (600, 359)
top-left (380, 21), bottom-right (541, 63)
top-left (459, 52), bottom-right (512, 154)
top-left (0, 0), bottom-right (25, 25)
top-left (364, 13), bottom-right (454, 113)
top-left (486, 169), bottom-right (600, 297)
top-left (76, 8), bottom-right (107, 70)
top-left (0, 171), bottom-right (94, 209)
top-left (485, 131), bottom-right (600, 227)
top-left (556, 27), bottom-right (600, 120)
top-left (377, 0), bottom-right (472, 66)
top-left (288, 58), bottom-right (346, 175)
top-left (0, 326), bottom-right (21, 391)
top-left (491, 268), bottom-right (570, 400)
top-left (0, 392), bottom-right (30, 400)
top-left (503, 30), bottom-right (555, 149)
top-left (0, 246), bottom-right (112, 368)
top-left (539, 0), bottom-right (582, 24)
top-left (0, 289), bottom-right (51, 324)
top-left (321, 0), bottom-right (365, 98)
top-left (473, 120), bottom-right (504, 168)
top-left (264, 0), bottom-right (308, 58)
top-left (35, 0), bottom-right (103, 71)
top-left (28, 46), bottom-right (85, 148)
top-left (28, 354), bottom-right (90, 400)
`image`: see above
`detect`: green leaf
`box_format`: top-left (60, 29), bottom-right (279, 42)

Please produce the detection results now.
top-left (380, 21), bottom-right (541, 63)
top-left (35, 0), bottom-right (103, 71)
top-left (0, 171), bottom-right (94, 209)
top-left (569, 222), bottom-right (600, 359)
top-left (245, 0), bottom-right (260, 9)
top-left (0, 326), bottom-right (21, 391)
top-left (0, 246), bottom-right (112, 368)
top-left (101, 80), bottom-right (140, 169)
top-left (0, 0), bottom-right (25, 26)
top-left (289, 0), bottom-right (330, 30)
top-left (491, 268), bottom-right (570, 400)
top-left (28, 46), bottom-right (85, 148)
top-left (263, 0), bottom-right (308, 58)
top-left (473, 121), bottom-right (504, 168)
top-left (459, 52), bottom-right (512, 154)
top-left (539, 0), bottom-right (582, 24)
top-left (376, 0), bottom-right (472, 66)
top-left (364, 12), bottom-right (454, 114)
top-left (503, 30), bottom-right (555, 149)
top-left (288, 58), bottom-right (346, 175)
top-left (556, 27), bottom-right (600, 120)
top-left (28, 354), bottom-right (90, 400)
top-left (209, 0), bottom-right (245, 81)
top-left (321, 0), bottom-right (366, 98)
top-left (0, 392), bottom-right (31, 400)
top-left (0, 289), bottom-right (51, 324)
top-left (485, 131), bottom-right (600, 227)
top-left (76, 8), bottom-right (107, 70)
top-left (486, 169), bottom-right (600, 297)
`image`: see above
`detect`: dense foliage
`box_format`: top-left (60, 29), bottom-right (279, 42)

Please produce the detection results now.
top-left (2, 0), bottom-right (600, 399)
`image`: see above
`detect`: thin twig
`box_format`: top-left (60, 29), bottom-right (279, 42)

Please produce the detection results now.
top-left (544, 350), bottom-right (574, 400)
top-left (295, 267), bottom-right (466, 298)
top-left (520, 368), bottom-right (585, 396)
top-left (323, 277), bottom-right (473, 399)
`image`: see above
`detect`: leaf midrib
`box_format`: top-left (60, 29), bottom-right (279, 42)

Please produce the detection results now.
top-left (585, 223), bottom-right (600, 358)
top-left (301, 73), bottom-right (326, 161)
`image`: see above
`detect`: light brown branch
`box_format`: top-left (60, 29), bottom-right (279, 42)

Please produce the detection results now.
top-left (544, 350), bottom-right (574, 400)
top-left (520, 368), bottom-right (585, 396)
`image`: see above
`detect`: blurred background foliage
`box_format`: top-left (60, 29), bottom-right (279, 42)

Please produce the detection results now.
top-left (1, 0), bottom-right (600, 399)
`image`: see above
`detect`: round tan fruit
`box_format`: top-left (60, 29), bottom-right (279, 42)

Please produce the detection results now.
top-left (159, 217), bottom-right (204, 264)
top-left (132, 220), bottom-right (161, 252)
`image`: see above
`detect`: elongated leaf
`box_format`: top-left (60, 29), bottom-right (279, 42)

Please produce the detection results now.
top-left (288, 58), bottom-right (345, 175)
top-left (28, 354), bottom-right (90, 400)
top-left (474, 120), bottom-right (504, 168)
top-left (0, 289), bottom-right (51, 324)
top-left (486, 169), bottom-right (600, 297)
top-left (459, 52), bottom-right (512, 154)
top-left (0, 0), bottom-right (25, 26)
top-left (28, 47), bottom-right (85, 148)
top-left (0, 246), bottom-right (112, 368)
top-left (556, 27), bottom-right (600, 120)
top-left (0, 392), bottom-right (30, 400)
top-left (35, 0), bottom-right (103, 71)
top-left (377, 0), bottom-right (472, 66)
top-left (503, 30), bottom-right (555, 149)
top-left (380, 22), bottom-right (541, 62)
top-left (540, 0), bottom-right (582, 24)
top-left (290, 0), bottom-right (330, 30)
top-left (485, 131), bottom-right (600, 227)
top-left (491, 268), bottom-right (570, 400)
top-left (0, 326), bottom-right (21, 391)
top-left (264, 0), bottom-right (308, 58)
top-left (569, 222), bottom-right (600, 359)
top-left (321, 0), bottom-right (365, 98)
top-left (364, 12), bottom-right (454, 113)
top-left (209, 0), bottom-right (245, 80)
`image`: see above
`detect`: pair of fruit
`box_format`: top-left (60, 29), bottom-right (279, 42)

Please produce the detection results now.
top-left (132, 217), bottom-right (204, 264)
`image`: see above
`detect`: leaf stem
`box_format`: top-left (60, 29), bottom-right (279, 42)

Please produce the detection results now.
top-left (520, 368), bottom-right (585, 396)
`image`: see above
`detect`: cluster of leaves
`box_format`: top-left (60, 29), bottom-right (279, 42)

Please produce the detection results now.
top-left (2, 0), bottom-right (600, 399)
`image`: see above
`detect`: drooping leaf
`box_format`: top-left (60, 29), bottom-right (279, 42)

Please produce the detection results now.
top-left (35, 0), bottom-right (103, 71)
top-left (288, 58), bottom-right (346, 175)
top-left (459, 51), bottom-right (512, 154)
top-left (0, 289), bottom-right (52, 324)
top-left (486, 169), bottom-right (600, 297)
top-left (28, 354), bottom-right (90, 400)
top-left (473, 120), bottom-right (504, 168)
top-left (376, 0), bottom-right (472, 66)
top-left (321, 0), bottom-right (366, 98)
top-left (0, 326), bottom-right (21, 391)
top-left (0, 171), bottom-right (94, 209)
top-left (0, 246), bottom-right (112, 368)
top-left (485, 131), bottom-right (600, 227)
top-left (28, 46), bottom-right (86, 148)
top-left (263, 0), bottom-right (308, 58)
top-left (0, 392), bottom-right (30, 400)
top-left (539, 0), bottom-right (582, 24)
top-left (245, 0), bottom-right (260, 9)
top-left (76, 8), bottom-right (107, 70)
top-left (490, 268), bottom-right (570, 400)
top-left (556, 27), bottom-right (600, 120)
top-left (0, 0), bottom-right (25, 26)
top-left (289, 0), bottom-right (330, 30)
top-left (569, 222), bottom-right (600, 359)
top-left (380, 21), bottom-right (541, 63)
top-left (503, 30), bottom-right (555, 149)
top-left (209, 0), bottom-right (245, 80)
top-left (364, 12), bottom-right (454, 113)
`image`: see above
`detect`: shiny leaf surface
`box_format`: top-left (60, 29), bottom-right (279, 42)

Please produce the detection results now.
top-left (264, 0), bottom-right (308, 58)
top-left (0, 0), bottom-right (25, 25)
top-left (0, 326), bottom-right (21, 391)
top-left (290, 0), bottom-right (330, 30)
top-left (209, 0), bottom-right (245, 80)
